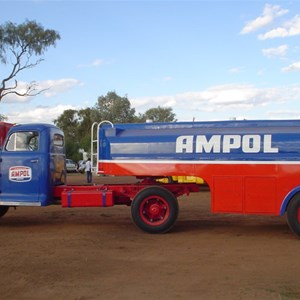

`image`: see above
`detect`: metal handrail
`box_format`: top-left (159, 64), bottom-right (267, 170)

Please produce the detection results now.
top-left (90, 120), bottom-right (114, 173)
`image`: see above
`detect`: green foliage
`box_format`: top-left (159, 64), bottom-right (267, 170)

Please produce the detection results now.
top-left (138, 106), bottom-right (177, 123)
top-left (0, 20), bottom-right (60, 62)
top-left (95, 91), bottom-right (136, 123)
top-left (54, 109), bottom-right (82, 161)
top-left (0, 20), bottom-right (60, 101)
top-left (54, 91), bottom-right (177, 162)
top-left (54, 109), bottom-right (78, 139)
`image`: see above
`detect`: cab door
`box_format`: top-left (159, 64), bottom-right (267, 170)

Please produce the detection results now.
top-left (0, 130), bottom-right (42, 206)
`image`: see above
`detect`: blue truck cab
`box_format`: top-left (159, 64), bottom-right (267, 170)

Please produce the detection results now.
top-left (0, 123), bottom-right (66, 207)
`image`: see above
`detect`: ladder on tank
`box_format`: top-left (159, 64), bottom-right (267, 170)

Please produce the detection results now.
top-left (91, 121), bottom-right (114, 174)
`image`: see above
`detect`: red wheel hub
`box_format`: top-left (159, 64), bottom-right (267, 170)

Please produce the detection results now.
top-left (139, 196), bottom-right (170, 226)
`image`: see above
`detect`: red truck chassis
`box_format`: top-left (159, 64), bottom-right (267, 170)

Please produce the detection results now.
top-left (54, 179), bottom-right (200, 233)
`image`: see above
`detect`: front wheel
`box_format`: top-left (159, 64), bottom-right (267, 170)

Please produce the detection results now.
top-left (286, 194), bottom-right (300, 236)
top-left (131, 186), bottom-right (179, 234)
top-left (0, 206), bottom-right (9, 218)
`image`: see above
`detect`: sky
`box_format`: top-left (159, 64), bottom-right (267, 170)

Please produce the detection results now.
top-left (1, 0), bottom-right (300, 124)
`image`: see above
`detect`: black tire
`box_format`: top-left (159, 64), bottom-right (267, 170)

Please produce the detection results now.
top-left (131, 186), bottom-right (179, 234)
top-left (0, 206), bottom-right (9, 218)
top-left (286, 193), bottom-right (300, 237)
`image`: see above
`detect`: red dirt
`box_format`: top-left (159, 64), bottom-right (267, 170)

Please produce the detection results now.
top-left (1, 173), bottom-right (300, 300)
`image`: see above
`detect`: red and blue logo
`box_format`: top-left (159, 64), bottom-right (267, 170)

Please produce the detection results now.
top-left (9, 166), bottom-right (32, 182)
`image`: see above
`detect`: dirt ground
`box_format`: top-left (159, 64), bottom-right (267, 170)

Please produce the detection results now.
top-left (1, 173), bottom-right (300, 300)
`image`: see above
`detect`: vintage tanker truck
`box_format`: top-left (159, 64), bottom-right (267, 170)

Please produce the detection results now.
top-left (1, 119), bottom-right (300, 236)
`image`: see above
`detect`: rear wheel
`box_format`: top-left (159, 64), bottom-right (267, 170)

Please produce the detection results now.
top-left (131, 186), bottom-right (179, 234)
top-left (286, 194), bottom-right (300, 236)
top-left (0, 206), bottom-right (9, 218)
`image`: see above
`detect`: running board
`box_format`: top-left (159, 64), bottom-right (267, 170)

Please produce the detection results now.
top-left (0, 201), bottom-right (41, 206)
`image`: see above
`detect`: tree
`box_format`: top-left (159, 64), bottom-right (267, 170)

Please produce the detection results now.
top-left (95, 91), bottom-right (136, 123)
top-left (0, 20), bottom-right (60, 102)
top-left (76, 107), bottom-right (95, 152)
top-left (54, 109), bottom-right (81, 160)
top-left (139, 106), bottom-right (177, 122)
top-left (54, 92), bottom-right (178, 161)
top-left (54, 108), bottom-right (97, 161)
top-left (54, 92), bottom-right (137, 161)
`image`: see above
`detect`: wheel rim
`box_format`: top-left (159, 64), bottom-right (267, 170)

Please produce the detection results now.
top-left (139, 195), bottom-right (170, 226)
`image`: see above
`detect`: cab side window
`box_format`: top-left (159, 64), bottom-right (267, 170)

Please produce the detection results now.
top-left (5, 131), bottom-right (39, 152)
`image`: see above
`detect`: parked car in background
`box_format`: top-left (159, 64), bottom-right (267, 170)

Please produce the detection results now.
top-left (77, 160), bottom-right (86, 173)
top-left (66, 159), bottom-right (77, 172)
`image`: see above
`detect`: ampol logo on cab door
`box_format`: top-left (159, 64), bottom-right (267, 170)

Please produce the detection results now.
top-left (9, 166), bottom-right (32, 182)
